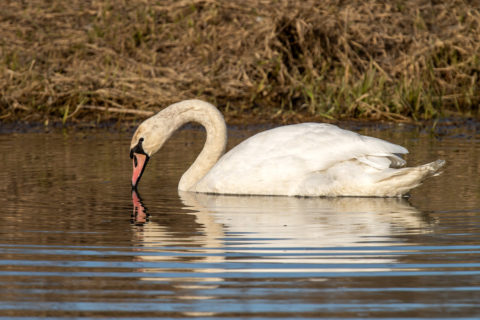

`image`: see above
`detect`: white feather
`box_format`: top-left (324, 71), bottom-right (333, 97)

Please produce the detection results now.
top-left (195, 123), bottom-right (442, 197)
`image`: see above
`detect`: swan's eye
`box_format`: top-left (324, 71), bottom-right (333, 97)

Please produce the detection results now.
top-left (133, 154), bottom-right (138, 167)
top-left (139, 137), bottom-right (144, 142)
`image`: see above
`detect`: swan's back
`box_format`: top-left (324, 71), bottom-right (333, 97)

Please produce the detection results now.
top-left (193, 123), bottom-right (441, 197)
top-left (221, 123), bottom-right (407, 169)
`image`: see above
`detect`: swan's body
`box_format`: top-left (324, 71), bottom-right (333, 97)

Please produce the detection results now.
top-left (130, 99), bottom-right (445, 197)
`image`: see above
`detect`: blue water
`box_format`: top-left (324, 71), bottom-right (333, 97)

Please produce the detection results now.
top-left (0, 125), bottom-right (479, 318)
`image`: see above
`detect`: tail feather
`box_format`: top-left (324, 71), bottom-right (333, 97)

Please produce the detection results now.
top-left (427, 159), bottom-right (446, 177)
top-left (377, 159), bottom-right (445, 196)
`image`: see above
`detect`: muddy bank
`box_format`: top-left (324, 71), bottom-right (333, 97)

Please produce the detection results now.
top-left (2, 117), bottom-right (479, 139)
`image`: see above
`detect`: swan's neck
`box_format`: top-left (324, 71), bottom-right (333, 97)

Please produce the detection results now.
top-left (160, 100), bottom-right (227, 191)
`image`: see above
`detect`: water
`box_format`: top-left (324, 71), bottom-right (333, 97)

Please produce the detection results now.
top-left (0, 123), bottom-right (479, 319)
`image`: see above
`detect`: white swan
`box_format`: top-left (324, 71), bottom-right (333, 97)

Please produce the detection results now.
top-left (130, 99), bottom-right (445, 197)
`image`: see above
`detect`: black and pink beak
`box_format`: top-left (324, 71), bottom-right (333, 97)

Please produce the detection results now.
top-left (130, 139), bottom-right (149, 189)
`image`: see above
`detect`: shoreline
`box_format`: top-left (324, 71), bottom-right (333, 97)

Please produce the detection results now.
top-left (2, 114), bottom-right (478, 135)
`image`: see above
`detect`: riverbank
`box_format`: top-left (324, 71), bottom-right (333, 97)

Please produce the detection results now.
top-left (1, 0), bottom-right (479, 124)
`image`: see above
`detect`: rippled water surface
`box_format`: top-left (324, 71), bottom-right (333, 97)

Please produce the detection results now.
top-left (1, 123), bottom-right (479, 319)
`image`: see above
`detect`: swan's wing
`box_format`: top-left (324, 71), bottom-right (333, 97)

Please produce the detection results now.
top-left (196, 123), bottom-right (408, 194)
top-left (220, 123), bottom-right (407, 169)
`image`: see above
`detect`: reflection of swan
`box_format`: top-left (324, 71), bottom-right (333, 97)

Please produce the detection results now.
top-left (131, 191), bottom-right (432, 272)
top-left (129, 99), bottom-right (445, 197)
top-left (130, 192), bottom-right (432, 317)
top-left (179, 192), bottom-right (431, 251)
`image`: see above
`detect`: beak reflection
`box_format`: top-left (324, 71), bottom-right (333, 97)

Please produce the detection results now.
top-left (131, 190), bottom-right (148, 225)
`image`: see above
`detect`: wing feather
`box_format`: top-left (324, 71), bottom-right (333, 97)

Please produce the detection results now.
top-left (197, 123), bottom-right (409, 193)
top-left (220, 123), bottom-right (407, 169)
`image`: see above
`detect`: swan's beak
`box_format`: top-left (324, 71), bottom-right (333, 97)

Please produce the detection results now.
top-left (131, 152), bottom-right (149, 189)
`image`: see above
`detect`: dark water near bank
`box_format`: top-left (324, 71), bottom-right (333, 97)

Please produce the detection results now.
top-left (0, 124), bottom-right (479, 319)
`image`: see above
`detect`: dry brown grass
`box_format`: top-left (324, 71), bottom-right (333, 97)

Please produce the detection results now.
top-left (1, 0), bottom-right (479, 124)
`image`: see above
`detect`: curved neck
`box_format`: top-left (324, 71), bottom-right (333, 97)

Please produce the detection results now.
top-left (160, 100), bottom-right (227, 191)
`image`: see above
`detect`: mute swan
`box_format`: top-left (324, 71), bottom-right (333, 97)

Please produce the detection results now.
top-left (130, 99), bottom-right (445, 197)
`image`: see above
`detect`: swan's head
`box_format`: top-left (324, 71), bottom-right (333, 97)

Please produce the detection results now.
top-left (130, 116), bottom-right (170, 188)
